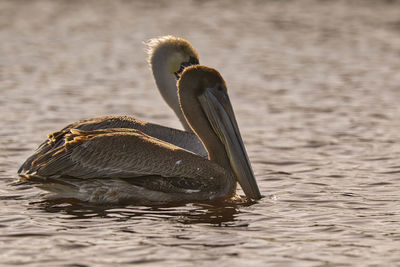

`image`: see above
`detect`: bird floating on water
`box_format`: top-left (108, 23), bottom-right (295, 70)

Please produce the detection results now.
top-left (18, 36), bottom-right (206, 176)
top-left (17, 65), bottom-right (262, 204)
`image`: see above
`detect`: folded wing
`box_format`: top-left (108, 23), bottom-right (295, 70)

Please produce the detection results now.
top-left (22, 128), bottom-right (218, 182)
top-left (18, 116), bottom-right (207, 174)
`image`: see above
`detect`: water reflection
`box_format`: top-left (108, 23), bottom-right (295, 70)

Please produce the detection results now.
top-left (30, 198), bottom-right (254, 226)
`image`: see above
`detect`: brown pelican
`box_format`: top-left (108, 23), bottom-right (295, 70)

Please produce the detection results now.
top-left (147, 35), bottom-right (200, 131)
top-left (18, 36), bottom-right (206, 174)
top-left (17, 66), bottom-right (262, 204)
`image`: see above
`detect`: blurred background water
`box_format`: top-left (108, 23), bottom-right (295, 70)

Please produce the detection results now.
top-left (1, 0), bottom-right (400, 266)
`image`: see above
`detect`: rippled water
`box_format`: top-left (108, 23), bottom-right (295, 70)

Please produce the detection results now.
top-left (1, 0), bottom-right (400, 266)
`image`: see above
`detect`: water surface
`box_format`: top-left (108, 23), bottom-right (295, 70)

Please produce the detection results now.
top-left (1, 0), bottom-right (400, 266)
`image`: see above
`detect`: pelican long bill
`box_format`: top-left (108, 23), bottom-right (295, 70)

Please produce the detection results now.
top-left (198, 84), bottom-right (262, 200)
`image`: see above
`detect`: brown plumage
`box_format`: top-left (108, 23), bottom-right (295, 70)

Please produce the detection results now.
top-left (17, 65), bottom-right (261, 204)
top-left (18, 36), bottom-right (207, 175)
top-left (18, 116), bottom-right (205, 175)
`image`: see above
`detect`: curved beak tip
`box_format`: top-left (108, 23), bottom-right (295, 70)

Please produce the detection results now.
top-left (199, 86), bottom-right (262, 201)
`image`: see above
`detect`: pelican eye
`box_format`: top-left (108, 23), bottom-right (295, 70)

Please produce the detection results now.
top-left (214, 83), bottom-right (226, 92)
top-left (174, 56), bottom-right (199, 79)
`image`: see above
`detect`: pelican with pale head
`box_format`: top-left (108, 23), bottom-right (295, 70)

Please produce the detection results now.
top-left (18, 36), bottom-right (207, 175)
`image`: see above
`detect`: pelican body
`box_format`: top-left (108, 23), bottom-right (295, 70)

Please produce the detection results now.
top-left (18, 66), bottom-right (261, 204)
top-left (18, 36), bottom-right (207, 176)
top-left (18, 116), bottom-right (205, 175)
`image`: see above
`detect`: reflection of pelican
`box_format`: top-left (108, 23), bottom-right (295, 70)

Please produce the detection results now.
top-left (18, 66), bottom-right (261, 204)
top-left (18, 36), bottom-right (206, 174)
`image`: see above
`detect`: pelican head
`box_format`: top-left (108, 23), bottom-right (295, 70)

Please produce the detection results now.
top-left (178, 65), bottom-right (262, 200)
top-left (147, 36), bottom-right (199, 131)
